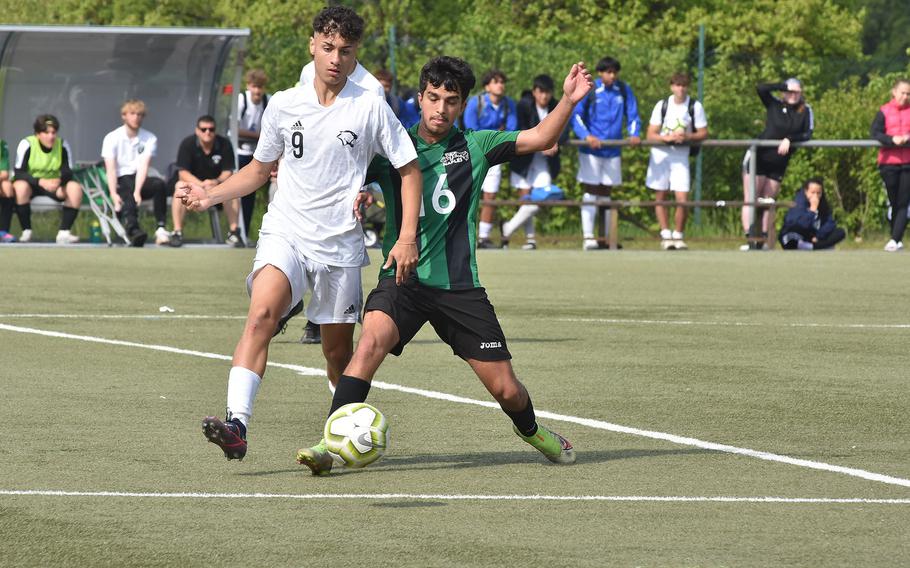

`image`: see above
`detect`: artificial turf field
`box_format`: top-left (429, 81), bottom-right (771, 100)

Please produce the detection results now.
top-left (1, 246), bottom-right (908, 567)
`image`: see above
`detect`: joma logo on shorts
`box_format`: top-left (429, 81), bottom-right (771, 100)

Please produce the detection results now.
top-left (479, 341), bottom-right (502, 349)
top-left (441, 151), bottom-right (469, 166)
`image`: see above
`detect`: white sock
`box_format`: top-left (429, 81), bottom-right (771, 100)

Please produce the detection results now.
top-left (660, 229), bottom-right (672, 240)
top-left (671, 230), bottom-right (684, 240)
top-left (226, 366), bottom-right (261, 427)
top-left (581, 193), bottom-right (597, 238)
top-left (601, 197), bottom-right (612, 239)
top-left (503, 205), bottom-right (539, 238)
top-left (478, 221), bottom-right (493, 239)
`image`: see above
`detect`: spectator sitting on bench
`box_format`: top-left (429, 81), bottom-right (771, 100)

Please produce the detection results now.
top-left (12, 114), bottom-right (83, 244)
top-left (170, 115), bottom-right (238, 247)
top-left (0, 138), bottom-right (15, 243)
top-left (779, 177), bottom-right (845, 250)
top-left (102, 99), bottom-right (169, 247)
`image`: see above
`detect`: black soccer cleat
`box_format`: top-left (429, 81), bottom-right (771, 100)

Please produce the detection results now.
top-left (202, 416), bottom-right (247, 460)
top-left (299, 320), bottom-right (321, 344)
top-left (273, 300), bottom-right (304, 337)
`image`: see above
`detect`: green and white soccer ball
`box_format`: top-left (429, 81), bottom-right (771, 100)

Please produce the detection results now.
top-left (324, 402), bottom-right (389, 468)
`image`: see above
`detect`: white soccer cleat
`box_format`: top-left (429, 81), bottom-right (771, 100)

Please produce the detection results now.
top-left (674, 239), bottom-right (688, 250)
top-left (582, 238), bottom-right (599, 251)
top-left (19, 229), bottom-right (32, 243)
top-left (884, 239), bottom-right (900, 252)
top-left (55, 230), bottom-right (79, 244)
top-left (154, 227), bottom-right (171, 245)
top-left (661, 239), bottom-right (676, 251)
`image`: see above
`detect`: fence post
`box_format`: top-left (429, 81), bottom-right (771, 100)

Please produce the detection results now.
top-left (694, 23), bottom-right (705, 226)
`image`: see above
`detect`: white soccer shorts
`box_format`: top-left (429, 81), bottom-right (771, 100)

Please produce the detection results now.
top-left (576, 153), bottom-right (622, 186)
top-left (246, 233), bottom-right (363, 324)
top-left (646, 151), bottom-right (691, 192)
top-left (510, 158), bottom-right (552, 190)
top-left (481, 164), bottom-right (503, 194)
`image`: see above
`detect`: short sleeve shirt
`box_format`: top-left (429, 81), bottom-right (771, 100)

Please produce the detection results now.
top-left (253, 80), bottom-right (417, 267)
top-left (176, 134), bottom-right (235, 180)
top-left (101, 126), bottom-right (158, 177)
top-left (369, 126), bottom-right (519, 289)
top-left (648, 96), bottom-right (707, 159)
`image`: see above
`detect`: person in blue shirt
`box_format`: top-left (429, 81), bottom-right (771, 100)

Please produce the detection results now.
top-left (398, 88), bottom-right (421, 129)
top-left (463, 69), bottom-right (518, 248)
top-left (778, 178), bottom-right (845, 250)
top-left (571, 56), bottom-right (641, 250)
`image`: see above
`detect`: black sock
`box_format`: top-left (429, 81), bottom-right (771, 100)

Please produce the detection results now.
top-left (504, 397), bottom-right (538, 437)
top-left (17, 203), bottom-right (31, 230)
top-left (0, 197), bottom-right (13, 232)
top-left (60, 206), bottom-right (79, 231)
top-left (328, 375), bottom-right (371, 418)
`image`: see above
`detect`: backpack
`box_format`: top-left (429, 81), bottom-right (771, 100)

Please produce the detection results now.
top-left (240, 91), bottom-right (269, 123)
top-left (660, 96), bottom-right (701, 157)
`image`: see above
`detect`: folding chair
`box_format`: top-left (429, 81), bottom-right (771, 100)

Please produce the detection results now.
top-left (73, 162), bottom-right (129, 246)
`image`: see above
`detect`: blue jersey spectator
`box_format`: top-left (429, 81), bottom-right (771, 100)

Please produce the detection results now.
top-left (779, 178), bottom-right (845, 250)
top-left (398, 89), bottom-right (421, 129)
top-left (464, 69), bottom-right (519, 248)
top-left (571, 56), bottom-right (641, 250)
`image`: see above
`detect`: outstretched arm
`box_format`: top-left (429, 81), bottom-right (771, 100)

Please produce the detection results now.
top-left (516, 62), bottom-right (593, 155)
top-left (176, 158), bottom-right (273, 211)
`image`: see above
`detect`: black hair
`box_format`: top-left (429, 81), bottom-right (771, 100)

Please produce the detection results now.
top-left (419, 56), bottom-right (476, 101)
top-left (802, 177), bottom-right (831, 219)
top-left (481, 69), bottom-right (507, 86)
top-left (595, 56), bottom-right (621, 73)
top-left (532, 74), bottom-right (555, 93)
top-left (196, 115), bottom-right (217, 128)
top-left (312, 6), bottom-right (364, 43)
top-left (33, 114), bottom-right (60, 133)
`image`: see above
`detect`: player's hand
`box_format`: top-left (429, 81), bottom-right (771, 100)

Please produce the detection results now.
top-left (585, 135), bottom-right (602, 150)
top-left (542, 143), bottom-right (559, 157)
top-left (562, 61), bottom-right (594, 105)
top-left (384, 239), bottom-right (418, 285)
top-left (628, 135), bottom-right (642, 147)
top-left (777, 138), bottom-right (791, 156)
top-left (175, 181), bottom-right (210, 212)
top-left (133, 191), bottom-right (142, 206)
top-left (893, 134), bottom-right (910, 146)
top-left (353, 190), bottom-right (374, 221)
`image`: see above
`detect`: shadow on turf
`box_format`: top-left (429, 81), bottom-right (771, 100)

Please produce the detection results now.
top-left (237, 447), bottom-right (712, 477)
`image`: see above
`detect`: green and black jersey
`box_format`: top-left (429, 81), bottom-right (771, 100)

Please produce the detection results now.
top-left (368, 125), bottom-right (519, 290)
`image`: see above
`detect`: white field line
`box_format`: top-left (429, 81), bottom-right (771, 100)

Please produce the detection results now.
top-left (1, 489), bottom-right (908, 504)
top-left (2, 322), bottom-right (910, 490)
top-left (0, 313), bottom-right (246, 320)
top-left (556, 317), bottom-right (910, 330)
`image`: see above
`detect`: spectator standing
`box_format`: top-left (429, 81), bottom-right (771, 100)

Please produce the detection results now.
top-left (740, 78), bottom-right (813, 250)
top-left (778, 178), bottom-right (845, 250)
top-left (12, 114), bottom-right (83, 244)
top-left (101, 99), bottom-right (169, 247)
top-left (645, 72), bottom-right (708, 250)
top-left (170, 115), bottom-right (239, 247)
top-left (373, 69), bottom-right (401, 117)
top-left (871, 78), bottom-right (910, 252)
top-left (571, 56), bottom-right (641, 250)
top-left (463, 69), bottom-right (518, 248)
top-left (237, 69), bottom-right (270, 244)
top-left (502, 74), bottom-right (565, 250)
top-left (0, 139), bottom-right (15, 242)
top-left (398, 88), bottom-right (421, 129)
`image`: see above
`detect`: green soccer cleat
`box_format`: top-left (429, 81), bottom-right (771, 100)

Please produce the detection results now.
top-left (514, 424), bottom-right (576, 465)
top-left (296, 439), bottom-right (334, 476)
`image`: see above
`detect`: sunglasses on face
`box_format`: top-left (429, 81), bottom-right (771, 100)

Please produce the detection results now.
top-left (197, 126), bottom-right (216, 133)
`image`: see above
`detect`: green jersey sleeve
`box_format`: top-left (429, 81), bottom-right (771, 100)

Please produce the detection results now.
top-left (470, 129), bottom-right (519, 167)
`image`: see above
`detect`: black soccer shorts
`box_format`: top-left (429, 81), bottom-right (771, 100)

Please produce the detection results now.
top-left (364, 277), bottom-right (511, 362)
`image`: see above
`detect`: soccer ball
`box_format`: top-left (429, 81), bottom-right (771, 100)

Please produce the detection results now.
top-left (323, 402), bottom-right (389, 468)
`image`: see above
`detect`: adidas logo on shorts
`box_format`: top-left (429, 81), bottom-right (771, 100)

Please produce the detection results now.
top-left (343, 304), bottom-right (357, 315)
top-left (291, 120), bottom-right (305, 131)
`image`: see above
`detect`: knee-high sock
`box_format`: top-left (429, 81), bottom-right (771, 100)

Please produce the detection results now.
top-left (226, 366), bottom-right (261, 427)
top-left (478, 221), bottom-right (493, 240)
top-left (502, 204), bottom-right (539, 238)
top-left (16, 203), bottom-right (31, 230)
top-left (0, 197), bottom-right (13, 232)
top-left (60, 206), bottom-right (78, 231)
top-left (503, 397), bottom-right (537, 437)
top-left (328, 375), bottom-right (371, 418)
top-left (581, 193), bottom-right (597, 238)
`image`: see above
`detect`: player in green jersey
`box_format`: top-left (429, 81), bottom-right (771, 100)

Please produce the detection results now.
top-left (297, 56), bottom-right (592, 475)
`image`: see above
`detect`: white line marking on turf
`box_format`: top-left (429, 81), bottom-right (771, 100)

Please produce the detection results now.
top-left (3, 322), bottom-right (910, 490)
top-left (1, 490), bottom-right (908, 504)
top-left (0, 313), bottom-right (246, 320)
top-left (0, 323), bottom-right (324, 377)
top-left (556, 317), bottom-right (910, 330)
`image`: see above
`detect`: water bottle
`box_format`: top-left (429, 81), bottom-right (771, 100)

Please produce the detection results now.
top-left (89, 220), bottom-right (102, 243)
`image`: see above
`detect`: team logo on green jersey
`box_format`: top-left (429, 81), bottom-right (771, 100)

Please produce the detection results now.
top-left (441, 150), bottom-right (469, 166)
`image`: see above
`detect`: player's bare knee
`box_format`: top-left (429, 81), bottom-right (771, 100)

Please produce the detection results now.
top-left (245, 306), bottom-right (278, 336)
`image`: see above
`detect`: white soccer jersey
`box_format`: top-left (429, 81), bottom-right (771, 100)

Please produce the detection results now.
top-left (100, 126), bottom-right (157, 176)
top-left (648, 96), bottom-right (707, 159)
top-left (254, 79), bottom-right (417, 267)
top-left (298, 61), bottom-right (385, 98)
